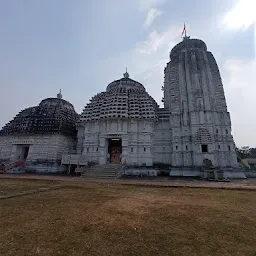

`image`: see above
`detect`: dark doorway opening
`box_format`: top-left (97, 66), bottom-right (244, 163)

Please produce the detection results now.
top-left (23, 146), bottom-right (29, 160)
top-left (201, 144), bottom-right (208, 153)
top-left (108, 139), bottom-right (122, 164)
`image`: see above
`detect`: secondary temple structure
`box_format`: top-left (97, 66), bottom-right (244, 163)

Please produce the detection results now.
top-left (0, 36), bottom-right (243, 177)
top-left (0, 91), bottom-right (78, 172)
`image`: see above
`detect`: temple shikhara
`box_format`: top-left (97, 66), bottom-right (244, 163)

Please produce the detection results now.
top-left (0, 35), bottom-right (244, 178)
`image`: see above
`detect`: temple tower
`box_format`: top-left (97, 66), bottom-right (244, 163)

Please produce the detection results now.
top-left (164, 35), bottom-right (238, 168)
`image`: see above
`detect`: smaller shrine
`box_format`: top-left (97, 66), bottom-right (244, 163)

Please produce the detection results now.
top-left (0, 91), bottom-right (78, 172)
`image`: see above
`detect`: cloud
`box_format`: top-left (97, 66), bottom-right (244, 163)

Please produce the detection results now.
top-left (130, 24), bottom-right (180, 103)
top-left (220, 0), bottom-right (256, 146)
top-left (222, 0), bottom-right (256, 30)
top-left (221, 58), bottom-right (256, 146)
top-left (136, 30), bottom-right (163, 54)
top-left (97, 24), bottom-right (180, 107)
top-left (144, 8), bottom-right (162, 27)
top-left (138, 0), bottom-right (166, 10)
top-left (135, 25), bottom-right (180, 54)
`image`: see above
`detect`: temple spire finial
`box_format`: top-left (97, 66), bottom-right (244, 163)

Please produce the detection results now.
top-left (57, 89), bottom-right (62, 99)
top-left (123, 67), bottom-right (129, 78)
top-left (181, 23), bottom-right (190, 40)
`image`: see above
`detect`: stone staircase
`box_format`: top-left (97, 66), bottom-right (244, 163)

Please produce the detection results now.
top-left (202, 168), bottom-right (229, 181)
top-left (0, 160), bottom-right (25, 173)
top-left (80, 164), bottom-right (122, 179)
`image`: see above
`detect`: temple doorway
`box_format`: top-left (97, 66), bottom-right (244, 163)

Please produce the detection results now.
top-left (108, 139), bottom-right (122, 164)
top-left (22, 146), bottom-right (29, 160)
top-left (16, 145), bottom-right (30, 160)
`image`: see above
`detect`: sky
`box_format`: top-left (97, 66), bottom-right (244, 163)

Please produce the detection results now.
top-left (0, 0), bottom-right (255, 147)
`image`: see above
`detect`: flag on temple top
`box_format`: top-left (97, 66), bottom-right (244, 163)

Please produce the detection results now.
top-left (181, 23), bottom-right (186, 37)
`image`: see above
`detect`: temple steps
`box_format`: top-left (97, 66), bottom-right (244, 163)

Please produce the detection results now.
top-left (80, 164), bottom-right (122, 179)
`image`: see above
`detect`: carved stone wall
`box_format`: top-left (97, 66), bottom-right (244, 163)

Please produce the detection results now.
top-left (164, 37), bottom-right (238, 168)
top-left (0, 134), bottom-right (75, 163)
top-left (153, 119), bottom-right (172, 165)
top-left (80, 119), bottom-right (156, 166)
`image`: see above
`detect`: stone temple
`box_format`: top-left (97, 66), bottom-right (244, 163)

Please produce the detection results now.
top-left (0, 91), bottom-right (78, 172)
top-left (0, 36), bottom-right (244, 178)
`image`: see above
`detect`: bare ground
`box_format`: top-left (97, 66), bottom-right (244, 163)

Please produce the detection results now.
top-left (1, 173), bottom-right (256, 190)
top-left (0, 178), bottom-right (256, 256)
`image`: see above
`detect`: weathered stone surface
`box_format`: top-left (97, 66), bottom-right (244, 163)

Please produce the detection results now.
top-left (0, 134), bottom-right (75, 163)
top-left (0, 37), bottom-right (241, 175)
top-left (0, 93), bottom-right (77, 172)
top-left (0, 96), bottom-right (78, 137)
top-left (163, 36), bottom-right (238, 169)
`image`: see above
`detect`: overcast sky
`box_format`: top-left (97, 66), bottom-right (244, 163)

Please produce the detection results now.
top-left (0, 0), bottom-right (255, 147)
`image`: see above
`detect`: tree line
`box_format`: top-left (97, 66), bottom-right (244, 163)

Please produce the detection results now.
top-left (236, 147), bottom-right (256, 161)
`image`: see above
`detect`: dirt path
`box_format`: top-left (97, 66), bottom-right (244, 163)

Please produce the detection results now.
top-left (0, 184), bottom-right (64, 200)
top-left (1, 174), bottom-right (256, 190)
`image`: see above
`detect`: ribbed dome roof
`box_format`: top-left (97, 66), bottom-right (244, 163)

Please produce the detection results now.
top-left (0, 92), bottom-right (78, 137)
top-left (170, 37), bottom-right (207, 59)
top-left (80, 72), bottom-right (159, 121)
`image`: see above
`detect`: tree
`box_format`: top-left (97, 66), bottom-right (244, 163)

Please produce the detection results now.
top-left (236, 146), bottom-right (256, 161)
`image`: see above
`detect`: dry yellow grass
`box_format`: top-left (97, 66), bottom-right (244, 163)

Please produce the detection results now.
top-left (0, 180), bottom-right (256, 256)
top-left (0, 178), bottom-right (59, 196)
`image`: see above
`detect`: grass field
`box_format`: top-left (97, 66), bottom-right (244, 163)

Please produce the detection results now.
top-left (0, 178), bottom-right (59, 196)
top-left (0, 178), bottom-right (256, 256)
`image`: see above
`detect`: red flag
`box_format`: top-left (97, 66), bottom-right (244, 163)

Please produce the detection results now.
top-left (181, 23), bottom-right (186, 37)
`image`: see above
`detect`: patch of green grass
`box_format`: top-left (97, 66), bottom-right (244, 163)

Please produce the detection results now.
top-left (0, 180), bottom-right (256, 256)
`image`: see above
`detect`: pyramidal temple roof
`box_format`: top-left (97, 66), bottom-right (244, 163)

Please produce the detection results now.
top-left (80, 72), bottom-right (159, 121)
top-left (170, 37), bottom-right (207, 59)
top-left (0, 92), bottom-right (79, 137)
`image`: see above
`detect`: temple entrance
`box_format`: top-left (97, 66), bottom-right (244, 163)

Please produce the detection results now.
top-left (23, 146), bottom-right (29, 160)
top-left (108, 139), bottom-right (122, 164)
top-left (16, 145), bottom-right (30, 160)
